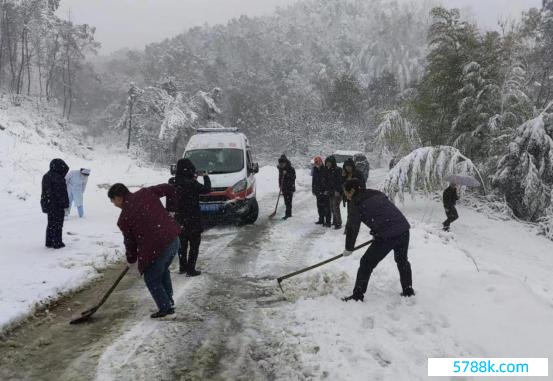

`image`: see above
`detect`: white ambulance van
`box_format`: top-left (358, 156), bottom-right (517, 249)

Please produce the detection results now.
top-left (173, 128), bottom-right (259, 224)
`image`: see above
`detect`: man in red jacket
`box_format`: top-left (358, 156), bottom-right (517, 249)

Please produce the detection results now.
top-left (108, 183), bottom-right (182, 318)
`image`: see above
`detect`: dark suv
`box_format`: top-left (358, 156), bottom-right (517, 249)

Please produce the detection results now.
top-left (332, 150), bottom-right (370, 183)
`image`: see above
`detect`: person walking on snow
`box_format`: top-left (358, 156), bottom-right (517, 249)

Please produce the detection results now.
top-left (312, 156), bottom-right (331, 227)
top-left (167, 158), bottom-right (211, 276)
top-left (41, 158), bottom-right (70, 249)
top-left (442, 183), bottom-right (459, 232)
top-left (65, 168), bottom-right (91, 218)
top-left (108, 183), bottom-right (181, 318)
top-left (278, 154), bottom-right (296, 220)
top-left (341, 179), bottom-right (415, 302)
top-left (325, 156), bottom-right (343, 229)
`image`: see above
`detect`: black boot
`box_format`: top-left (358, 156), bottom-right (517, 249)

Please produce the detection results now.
top-left (401, 287), bottom-right (416, 297)
top-left (186, 269), bottom-right (202, 277)
top-left (342, 294), bottom-right (364, 302)
top-left (315, 220), bottom-right (324, 225)
top-left (334, 224), bottom-right (342, 230)
top-left (150, 308), bottom-right (175, 319)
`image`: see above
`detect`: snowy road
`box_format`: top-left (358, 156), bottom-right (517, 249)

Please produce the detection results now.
top-left (1, 168), bottom-right (553, 381)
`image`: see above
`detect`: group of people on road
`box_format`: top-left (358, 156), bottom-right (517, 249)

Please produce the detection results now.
top-left (40, 151), bottom-right (460, 318)
top-left (40, 158), bottom-right (90, 249)
top-left (311, 155), bottom-right (366, 230)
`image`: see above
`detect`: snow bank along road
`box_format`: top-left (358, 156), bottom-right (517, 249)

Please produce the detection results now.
top-left (1, 168), bottom-right (553, 381)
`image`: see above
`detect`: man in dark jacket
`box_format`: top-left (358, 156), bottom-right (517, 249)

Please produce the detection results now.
top-left (278, 154), bottom-right (296, 220)
top-left (343, 158), bottom-right (366, 233)
top-left (312, 156), bottom-right (331, 227)
top-left (442, 183), bottom-right (459, 231)
top-left (341, 179), bottom-right (414, 302)
top-left (167, 158), bottom-right (211, 276)
top-left (109, 183), bottom-right (182, 318)
top-left (41, 158), bottom-right (70, 249)
top-left (325, 156), bottom-right (343, 229)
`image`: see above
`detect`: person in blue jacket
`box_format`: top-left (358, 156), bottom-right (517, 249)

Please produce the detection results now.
top-left (65, 168), bottom-right (91, 218)
top-left (41, 159), bottom-right (70, 248)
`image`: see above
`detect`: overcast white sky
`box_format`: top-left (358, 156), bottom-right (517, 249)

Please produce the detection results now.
top-left (56, 0), bottom-right (542, 54)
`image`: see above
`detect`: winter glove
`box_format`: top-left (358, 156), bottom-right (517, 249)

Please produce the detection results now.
top-left (128, 262), bottom-right (141, 277)
top-left (342, 250), bottom-right (353, 257)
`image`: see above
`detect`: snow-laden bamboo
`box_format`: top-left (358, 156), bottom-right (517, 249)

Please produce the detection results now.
top-left (382, 146), bottom-right (484, 202)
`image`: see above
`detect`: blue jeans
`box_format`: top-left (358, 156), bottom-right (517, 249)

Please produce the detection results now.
top-left (143, 238), bottom-right (180, 312)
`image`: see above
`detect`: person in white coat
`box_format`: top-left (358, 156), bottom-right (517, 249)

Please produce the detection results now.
top-left (65, 168), bottom-right (91, 218)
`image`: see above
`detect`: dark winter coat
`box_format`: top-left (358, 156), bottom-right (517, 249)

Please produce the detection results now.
top-left (278, 155), bottom-right (296, 194)
top-left (41, 158), bottom-right (70, 213)
top-left (312, 165), bottom-right (329, 195)
top-left (167, 159), bottom-right (212, 234)
top-left (345, 189), bottom-right (411, 250)
top-left (443, 186), bottom-right (459, 208)
top-left (325, 156), bottom-right (344, 195)
top-left (343, 158), bottom-right (366, 189)
top-left (117, 184), bottom-right (182, 274)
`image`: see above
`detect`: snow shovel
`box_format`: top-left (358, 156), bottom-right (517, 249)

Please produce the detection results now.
top-left (269, 178), bottom-right (284, 219)
top-left (70, 266), bottom-right (129, 324)
top-left (276, 240), bottom-right (374, 292)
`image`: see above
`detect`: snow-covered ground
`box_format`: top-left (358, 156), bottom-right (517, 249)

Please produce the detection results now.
top-left (0, 101), bottom-right (168, 332)
top-left (254, 168), bottom-right (553, 380)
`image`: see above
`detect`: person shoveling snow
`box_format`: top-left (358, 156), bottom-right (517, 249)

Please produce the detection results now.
top-left (109, 183), bottom-right (181, 319)
top-left (341, 179), bottom-right (415, 302)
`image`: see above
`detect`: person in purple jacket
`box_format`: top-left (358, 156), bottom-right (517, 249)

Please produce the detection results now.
top-left (341, 178), bottom-right (415, 302)
top-left (109, 183), bottom-right (181, 318)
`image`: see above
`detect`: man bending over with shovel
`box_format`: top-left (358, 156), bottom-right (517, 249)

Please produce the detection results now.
top-left (341, 179), bottom-right (415, 302)
top-left (109, 183), bottom-right (182, 318)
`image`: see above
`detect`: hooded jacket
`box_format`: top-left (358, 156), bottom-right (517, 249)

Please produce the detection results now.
top-left (278, 155), bottom-right (296, 193)
top-left (325, 156), bottom-right (343, 194)
top-left (167, 158), bottom-right (211, 234)
top-left (343, 158), bottom-right (366, 189)
top-left (41, 159), bottom-right (70, 213)
top-left (345, 189), bottom-right (410, 250)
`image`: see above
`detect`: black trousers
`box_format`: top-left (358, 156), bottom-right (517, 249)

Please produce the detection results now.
top-left (316, 194), bottom-right (331, 224)
top-left (283, 192), bottom-right (293, 217)
top-left (443, 206), bottom-right (459, 228)
top-left (178, 231), bottom-right (202, 273)
top-left (353, 231), bottom-right (412, 296)
top-left (46, 209), bottom-right (65, 247)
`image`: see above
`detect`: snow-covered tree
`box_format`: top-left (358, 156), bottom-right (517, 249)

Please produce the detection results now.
top-left (374, 110), bottom-right (421, 159)
top-left (492, 104), bottom-right (553, 220)
top-left (382, 146), bottom-right (484, 202)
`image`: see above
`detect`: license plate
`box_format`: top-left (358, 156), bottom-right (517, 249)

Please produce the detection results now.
top-left (201, 203), bottom-right (223, 213)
